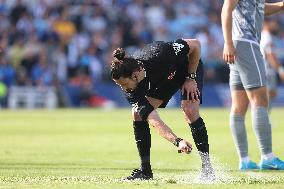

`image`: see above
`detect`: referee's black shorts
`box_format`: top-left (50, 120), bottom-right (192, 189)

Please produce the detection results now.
top-left (148, 60), bottom-right (204, 108)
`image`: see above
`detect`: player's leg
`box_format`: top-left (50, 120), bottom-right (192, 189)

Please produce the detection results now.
top-left (268, 89), bottom-right (276, 114)
top-left (181, 100), bottom-right (214, 180)
top-left (230, 88), bottom-right (258, 170)
top-left (229, 41), bottom-right (259, 170)
top-left (266, 73), bottom-right (277, 111)
top-left (125, 109), bottom-right (153, 180)
top-left (241, 42), bottom-right (284, 170)
top-left (245, 87), bottom-right (278, 169)
top-left (268, 89), bottom-right (277, 102)
top-left (246, 86), bottom-right (284, 170)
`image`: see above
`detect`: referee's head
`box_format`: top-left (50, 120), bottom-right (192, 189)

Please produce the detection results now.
top-left (110, 48), bottom-right (140, 80)
top-left (111, 48), bottom-right (142, 92)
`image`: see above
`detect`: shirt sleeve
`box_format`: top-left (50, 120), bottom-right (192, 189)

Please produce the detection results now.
top-left (169, 38), bottom-right (190, 59)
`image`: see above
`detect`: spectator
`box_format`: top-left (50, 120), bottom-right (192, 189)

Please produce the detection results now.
top-left (54, 44), bottom-right (67, 83)
top-left (52, 6), bottom-right (76, 45)
top-left (79, 44), bottom-right (103, 82)
top-left (0, 56), bottom-right (15, 87)
top-left (31, 50), bottom-right (53, 86)
top-left (9, 0), bottom-right (28, 25)
top-left (7, 33), bottom-right (26, 69)
top-left (0, 0), bottom-right (283, 107)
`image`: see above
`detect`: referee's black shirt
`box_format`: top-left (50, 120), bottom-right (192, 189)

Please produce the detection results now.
top-left (125, 39), bottom-right (194, 111)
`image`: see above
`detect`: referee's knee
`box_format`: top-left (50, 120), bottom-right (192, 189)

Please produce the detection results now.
top-left (181, 101), bottom-right (199, 123)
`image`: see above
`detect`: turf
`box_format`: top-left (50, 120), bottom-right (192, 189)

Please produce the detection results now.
top-left (0, 108), bottom-right (283, 189)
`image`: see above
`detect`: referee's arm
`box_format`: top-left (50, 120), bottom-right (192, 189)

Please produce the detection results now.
top-left (136, 96), bottom-right (179, 144)
top-left (143, 97), bottom-right (177, 143)
top-left (183, 39), bottom-right (201, 75)
top-left (147, 109), bottom-right (192, 154)
top-left (132, 95), bottom-right (192, 153)
top-left (147, 110), bottom-right (178, 143)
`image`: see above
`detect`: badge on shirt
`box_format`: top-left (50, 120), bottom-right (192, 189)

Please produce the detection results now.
top-left (172, 43), bottom-right (184, 55)
top-left (168, 71), bottom-right (176, 80)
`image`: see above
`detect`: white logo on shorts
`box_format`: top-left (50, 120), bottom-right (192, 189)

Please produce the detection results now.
top-left (173, 43), bottom-right (184, 55)
top-left (132, 102), bottom-right (139, 112)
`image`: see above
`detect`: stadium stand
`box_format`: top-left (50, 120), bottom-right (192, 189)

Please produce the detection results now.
top-left (0, 0), bottom-right (283, 108)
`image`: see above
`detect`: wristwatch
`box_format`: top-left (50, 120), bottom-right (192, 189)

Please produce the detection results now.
top-left (173, 137), bottom-right (183, 147)
top-left (185, 72), bottom-right (196, 80)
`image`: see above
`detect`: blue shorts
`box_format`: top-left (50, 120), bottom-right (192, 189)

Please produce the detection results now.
top-left (230, 40), bottom-right (267, 90)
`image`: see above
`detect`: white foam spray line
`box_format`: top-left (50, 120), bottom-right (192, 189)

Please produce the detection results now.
top-left (112, 152), bottom-right (284, 185)
top-left (2, 171), bottom-right (283, 185)
top-left (134, 152), bottom-right (236, 185)
top-left (165, 152), bottom-right (235, 184)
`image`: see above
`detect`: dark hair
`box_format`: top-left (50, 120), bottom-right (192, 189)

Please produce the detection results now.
top-left (110, 48), bottom-right (140, 80)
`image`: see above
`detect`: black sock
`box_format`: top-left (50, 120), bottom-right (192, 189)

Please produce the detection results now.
top-left (133, 121), bottom-right (151, 172)
top-left (189, 117), bottom-right (209, 153)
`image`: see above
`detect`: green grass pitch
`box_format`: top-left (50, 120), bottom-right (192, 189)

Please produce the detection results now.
top-left (0, 108), bottom-right (284, 189)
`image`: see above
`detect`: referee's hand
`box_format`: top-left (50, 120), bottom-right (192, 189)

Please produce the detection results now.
top-left (181, 79), bottom-right (200, 102)
top-left (178, 140), bottom-right (192, 154)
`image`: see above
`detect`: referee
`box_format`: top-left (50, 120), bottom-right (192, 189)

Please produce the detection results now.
top-left (110, 38), bottom-right (214, 181)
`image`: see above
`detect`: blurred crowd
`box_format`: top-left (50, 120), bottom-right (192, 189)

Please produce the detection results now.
top-left (0, 0), bottom-right (284, 106)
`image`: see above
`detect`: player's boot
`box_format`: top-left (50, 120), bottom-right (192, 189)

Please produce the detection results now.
top-left (259, 157), bottom-right (284, 170)
top-left (199, 163), bottom-right (215, 183)
top-left (125, 168), bottom-right (153, 180)
top-left (239, 160), bottom-right (259, 170)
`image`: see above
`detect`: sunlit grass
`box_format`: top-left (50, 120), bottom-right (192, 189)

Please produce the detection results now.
top-left (0, 108), bottom-right (283, 188)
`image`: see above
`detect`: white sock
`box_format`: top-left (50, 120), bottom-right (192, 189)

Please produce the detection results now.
top-left (262, 153), bottom-right (275, 161)
top-left (241, 156), bottom-right (250, 163)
